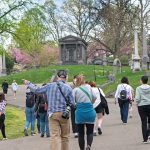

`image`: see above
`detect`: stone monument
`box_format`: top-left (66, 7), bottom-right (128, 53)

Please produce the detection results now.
top-left (0, 52), bottom-right (6, 76)
top-left (2, 52), bottom-right (6, 74)
top-left (59, 35), bottom-right (88, 65)
top-left (132, 29), bottom-right (141, 71)
top-left (142, 29), bottom-right (149, 70)
top-left (113, 58), bottom-right (121, 75)
top-left (103, 53), bottom-right (107, 66)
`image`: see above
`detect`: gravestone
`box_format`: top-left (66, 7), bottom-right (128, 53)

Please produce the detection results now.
top-left (113, 58), bottom-right (121, 75)
top-left (59, 35), bottom-right (88, 65)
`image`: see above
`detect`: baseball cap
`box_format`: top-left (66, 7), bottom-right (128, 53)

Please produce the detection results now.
top-left (57, 70), bottom-right (67, 78)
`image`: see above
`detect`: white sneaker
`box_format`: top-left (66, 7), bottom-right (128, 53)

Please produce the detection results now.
top-left (2, 138), bottom-right (8, 140)
top-left (74, 133), bottom-right (78, 138)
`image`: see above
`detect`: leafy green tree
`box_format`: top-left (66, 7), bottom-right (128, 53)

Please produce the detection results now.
top-left (14, 7), bottom-right (47, 54)
top-left (0, 0), bottom-right (33, 35)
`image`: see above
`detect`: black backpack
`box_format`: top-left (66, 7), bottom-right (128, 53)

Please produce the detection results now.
top-left (120, 85), bottom-right (127, 101)
top-left (26, 92), bottom-right (35, 108)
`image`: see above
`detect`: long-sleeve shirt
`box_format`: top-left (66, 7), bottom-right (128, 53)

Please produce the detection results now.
top-left (28, 80), bottom-right (75, 115)
top-left (135, 84), bottom-right (150, 106)
top-left (0, 100), bottom-right (6, 114)
top-left (115, 84), bottom-right (132, 102)
top-left (92, 87), bottom-right (105, 108)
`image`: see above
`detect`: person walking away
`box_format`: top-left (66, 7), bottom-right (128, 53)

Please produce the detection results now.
top-left (129, 86), bottom-right (134, 118)
top-left (87, 81), bottom-right (106, 136)
top-left (24, 90), bottom-right (36, 136)
top-left (0, 93), bottom-right (7, 140)
top-left (23, 70), bottom-right (75, 150)
top-left (34, 93), bottom-right (50, 137)
top-left (11, 80), bottom-right (18, 99)
top-left (73, 74), bottom-right (96, 150)
top-left (115, 77), bottom-right (132, 124)
top-left (135, 76), bottom-right (150, 143)
top-left (2, 80), bottom-right (9, 96)
top-left (70, 75), bottom-right (78, 138)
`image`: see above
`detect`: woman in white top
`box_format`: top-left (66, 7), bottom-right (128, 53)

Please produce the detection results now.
top-left (11, 80), bottom-right (18, 99)
top-left (115, 77), bottom-right (132, 124)
top-left (88, 81), bottom-right (105, 136)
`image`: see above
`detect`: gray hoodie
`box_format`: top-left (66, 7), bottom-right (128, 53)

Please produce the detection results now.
top-left (135, 84), bottom-right (150, 106)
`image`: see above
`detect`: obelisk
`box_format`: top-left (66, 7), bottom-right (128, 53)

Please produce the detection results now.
top-left (132, 29), bottom-right (141, 71)
top-left (2, 52), bottom-right (6, 75)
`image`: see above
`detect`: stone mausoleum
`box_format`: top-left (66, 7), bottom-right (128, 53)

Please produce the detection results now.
top-left (59, 35), bottom-right (88, 64)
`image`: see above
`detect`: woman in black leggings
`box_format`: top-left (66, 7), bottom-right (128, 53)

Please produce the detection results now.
top-left (78, 124), bottom-right (94, 150)
top-left (73, 74), bottom-right (96, 150)
top-left (0, 93), bottom-right (7, 140)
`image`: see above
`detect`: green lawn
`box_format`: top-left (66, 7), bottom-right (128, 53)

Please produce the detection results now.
top-left (0, 106), bottom-right (25, 140)
top-left (0, 65), bottom-right (147, 95)
top-left (0, 65), bottom-right (110, 85)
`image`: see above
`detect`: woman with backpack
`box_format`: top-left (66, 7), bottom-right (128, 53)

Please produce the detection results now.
top-left (73, 74), bottom-right (97, 150)
top-left (34, 93), bottom-right (50, 138)
top-left (115, 77), bottom-right (132, 124)
top-left (24, 90), bottom-right (36, 136)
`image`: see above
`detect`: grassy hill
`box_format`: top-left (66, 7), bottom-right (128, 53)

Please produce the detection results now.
top-left (0, 65), bottom-right (146, 95)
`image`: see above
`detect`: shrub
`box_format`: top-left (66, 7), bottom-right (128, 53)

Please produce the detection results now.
top-left (120, 55), bottom-right (129, 66)
top-left (6, 53), bottom-right (15, 74)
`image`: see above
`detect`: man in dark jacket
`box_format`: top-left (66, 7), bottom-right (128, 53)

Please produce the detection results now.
top-left (2, 80), bottom-right (9, 95)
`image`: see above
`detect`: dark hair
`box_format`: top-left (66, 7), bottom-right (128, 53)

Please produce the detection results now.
top-left (57, 70), bottom-right (67, 78)
top-left (87, 81), bottom-right (96, 87)
top-left (0, 93), bottom-right (5, 102)
top-left (141, 76), bottom-right (148, 84)
top-left (121, 77), bottom-right (129, 84)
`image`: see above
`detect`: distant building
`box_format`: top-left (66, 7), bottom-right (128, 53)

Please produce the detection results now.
top-left (59, 35), bottom-right (88, 64)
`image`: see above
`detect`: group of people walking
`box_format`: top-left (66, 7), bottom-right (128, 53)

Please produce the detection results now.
top-left (23, 70), bottom-right (108, 150)
top-left (115, 76), bottom-right (150, 144)
top-left (24, 86), bottom-right (50, 137)
top-left (0, 70), bottom-right (150, 149)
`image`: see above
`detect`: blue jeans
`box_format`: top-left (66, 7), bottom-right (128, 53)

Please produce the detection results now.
top-left (39, 112), bottom-right (50, 136)
top-left (25, 106), bottom-right (36, 132)
top-left (118, 101), bottom-right (129, 123)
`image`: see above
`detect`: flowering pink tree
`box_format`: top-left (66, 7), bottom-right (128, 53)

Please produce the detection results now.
top-left (11, 48), bottom-right (32, 65)
top-left (10, 45), bottom-right (59, 66)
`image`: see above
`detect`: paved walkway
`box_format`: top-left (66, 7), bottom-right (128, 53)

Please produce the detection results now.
top-left (0, 85), bottom-right (150, 150)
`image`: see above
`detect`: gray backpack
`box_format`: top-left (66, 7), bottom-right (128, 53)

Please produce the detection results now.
top-left (120, 85), bottom-right (127, 101)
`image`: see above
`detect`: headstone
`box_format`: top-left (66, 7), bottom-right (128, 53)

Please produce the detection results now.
top-left (132, 29), bottom-right (141, 71)
top-left (108, 74), bottom-right (115, 82)
top-left (113, 58), bottom-right (121, 75)
top-left (142, 29), bottom-right (149, 70)
top-left (103, 53), bottom-right (107, 66)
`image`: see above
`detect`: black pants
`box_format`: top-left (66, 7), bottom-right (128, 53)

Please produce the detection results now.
top-left (138, 105), bottom-right (150, 141)
top-left (0, 114), bottom-right (6, 138)
top-left (78, 124), bottom-right (94, 150)
top-left (71, 107), bottom-right (78, 133)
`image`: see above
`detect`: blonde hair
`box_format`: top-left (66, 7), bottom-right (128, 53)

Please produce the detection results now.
top-left (75, 74), bottom-right (85, 86)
